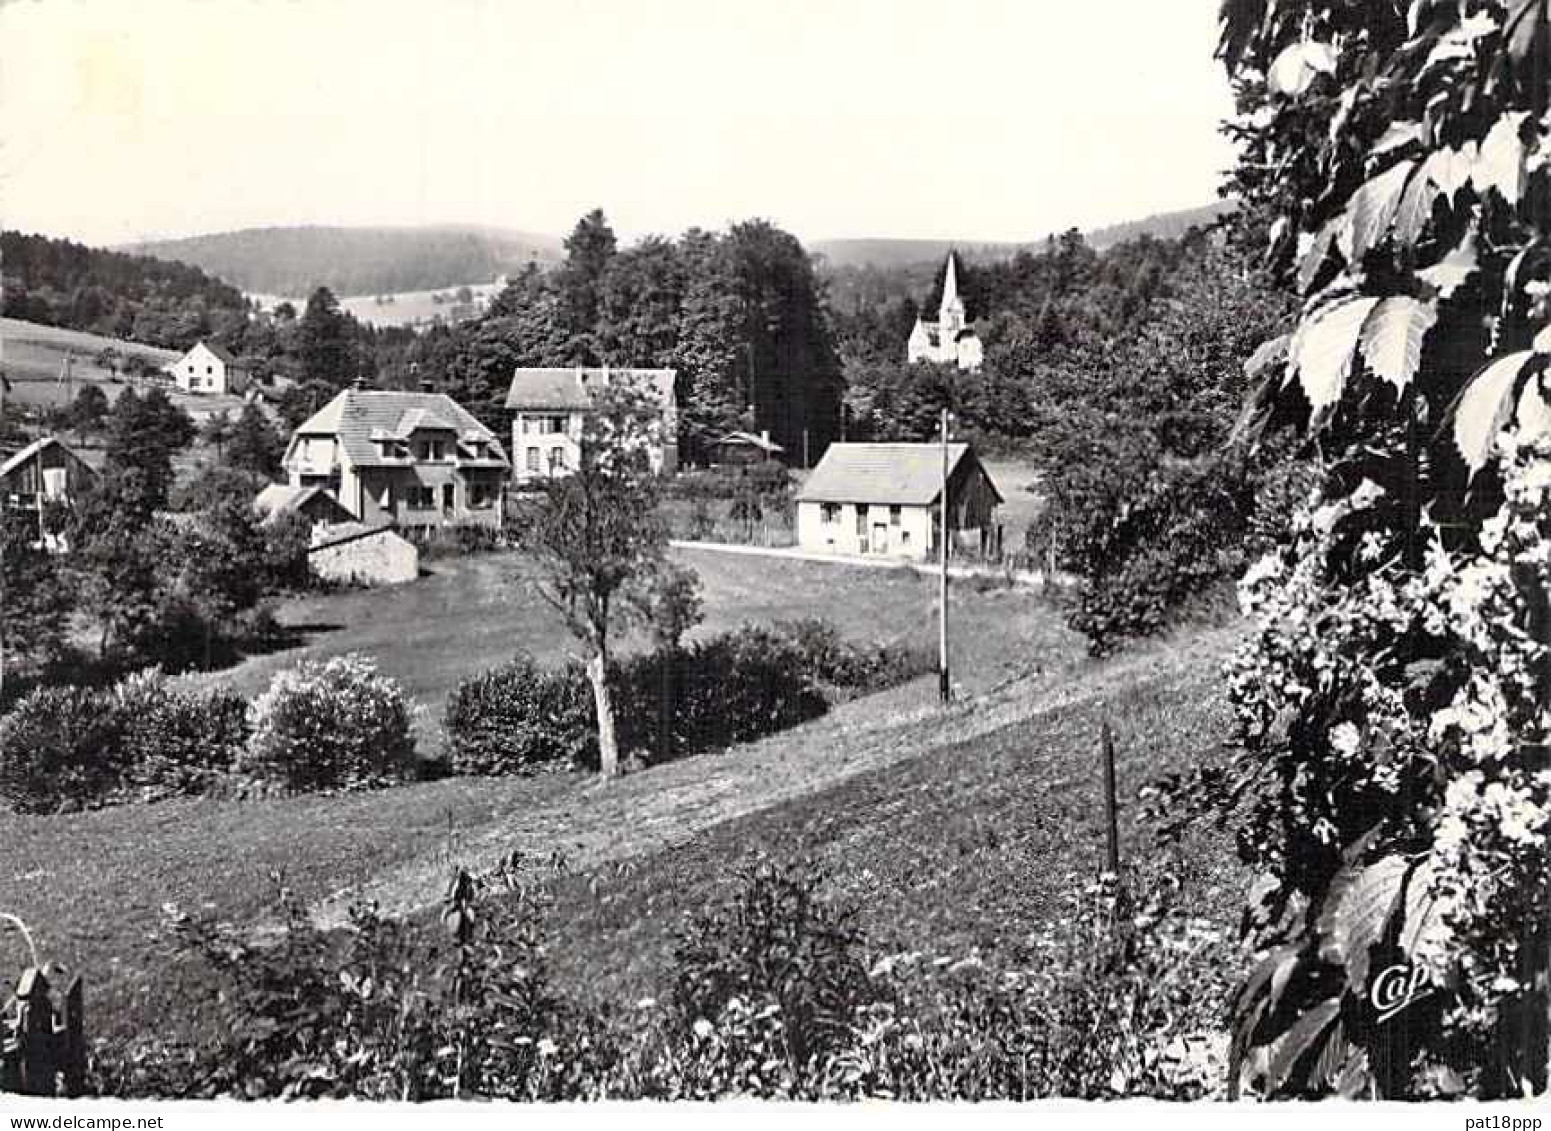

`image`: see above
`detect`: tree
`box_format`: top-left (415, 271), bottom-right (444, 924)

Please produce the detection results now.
top-left (103, 387), bottom-right (195, 509)
top-left (633, 560), bottom-right (703, 766)
top-left (0, 511), bottom-right (73, 701)
top-left (556, 208), bottom-right (618, 364)
top-left (201, 409), bottom-right (234, 460)
top-left (225, 402), bottom-right (285, 477)
top-left (518, 379), bottom-right (668, 779)
top-left (1201, 0), bottom-right (1551, 1099)
top-left (295, 286), bottom-right (356, 388)
top-left (69, 384), bottom-right (109, 435)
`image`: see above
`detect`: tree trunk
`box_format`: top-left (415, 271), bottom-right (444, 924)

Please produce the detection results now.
top-left (586, 650), bottom-right (620, 779)
top-left (658, 646), bottom-right (674, 766)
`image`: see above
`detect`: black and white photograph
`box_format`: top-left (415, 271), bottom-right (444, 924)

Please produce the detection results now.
top-left (1, 0), bottom-right (1550, 1119)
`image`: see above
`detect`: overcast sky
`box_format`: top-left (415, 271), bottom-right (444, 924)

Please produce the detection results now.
top-left (0, 0), bottom-right (1238, 248)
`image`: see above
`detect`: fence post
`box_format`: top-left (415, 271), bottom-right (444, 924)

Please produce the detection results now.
top-left (15, 968), bottom-right (54, 1096)
top-left (61, 975), bottom-right (84, 1098)
top-left (1101, 721), bottom-right (1121, 875)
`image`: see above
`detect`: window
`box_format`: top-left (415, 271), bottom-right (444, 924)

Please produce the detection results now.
top-left (428, 440), bottom-right (446, 461)
top-left (548, 447), bottom-right (567, 472)
top-left (820, 503), bottom-right (840, 524)
top-left (408, 487), bottom-right (435, 508)
top-left (889, 505), bottom-right (902, 526)
top-left (543, 415), bottom-right (566, 434)
top-left (526, 447), bottom-right (540, 472)
top-left (854, 505), bottom-right (867, 535)
top-left (470, 483), bottom-right (493, 509)
top-left (442, 484), bottom-right (455, 510)
top-left (206, 365), bottom-right (213, 375)
top-left (901, 531), bottom-right (911, 546)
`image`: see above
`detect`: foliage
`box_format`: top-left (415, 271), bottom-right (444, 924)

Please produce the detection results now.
top-left (442, 620), bottom-right (929, 776)
top-left (516, 378), bottom-right (670, 778)
top-left (242, 654), bottom-right (417, 793)
top-left (224, 402), bottom-right (285, 477)
top-left (0, 230), bottom-right (248, 351)
top-left (442, 655), bottom-right (594, 776)
top-left (102, 387), bottom-right (195, 509)
top-left (0, 512), bottom-right (74, 697)
top-left (0, 672), bottom-right (248, 813)
top-left (1202, 0), bottom-right (1551, 1098)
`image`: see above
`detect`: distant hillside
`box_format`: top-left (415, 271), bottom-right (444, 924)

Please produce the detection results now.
top-left (811, 201), bottom-right (1237, 268)
top-left (1, 230), bottom-right (248, 353)
top-left (125, 225), bottom-right (565, 298)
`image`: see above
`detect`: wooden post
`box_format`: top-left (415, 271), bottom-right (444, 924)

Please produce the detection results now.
top-left (61, 975), bottom-right (84, 1099)
top-left (1101, 722), bottom-right (1120, 874)
top-left (938, 408), bottom-right (951, 705)
top-left (15, 968), bottom-right (53, 1096)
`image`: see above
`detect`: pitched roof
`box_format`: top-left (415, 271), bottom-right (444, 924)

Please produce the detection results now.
top-left (291, 388), bottom-right (508, 468)
top-left (504, 367), bottom-right (676, 411)
top-left (795, 442), bottom-right (1000, 506)
top-left (715, 430), bottom-right (785, 454)
top-left (193, 340), bottom-right (241, 368)
top-left (253, 483), bottom-right (355, 523)
top-left (0, 436), bottom-right (97, 482)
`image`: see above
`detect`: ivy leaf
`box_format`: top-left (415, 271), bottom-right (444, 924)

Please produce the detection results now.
top-left (1339, 161), bottom-right (1416, 264)
top-left (1418, 233), bottom-right (1479, 298)
top-left (1452, 351), bottom-right (1533, 475)
top-left (1359, 297), bottom-right (1437, 391)
top-left (1289, 296), bottom-right (1382, 420)
top-left (1473, 111), bottom-right (1530, 205)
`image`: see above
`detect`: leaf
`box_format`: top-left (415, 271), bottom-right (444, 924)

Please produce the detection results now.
top-left (1264, 998), bottom-right (1341, 1096)
top-left (1429, 143), bottom-right (1478, 197)
top-left (1315, 854), bottom-right (1407, 991)
top-left (1397, 858), bottom-right (1446, 960)
top-left (1516, 368), bottom-right (1551, 443)
top-left (1298, 220), bottom-right (1340, 294)
top-left (1453, 351), bottom-right (1534, 474)
top-left (1372, 120), bottom-right (1423, 156)
top-left (1339, 161), bottom-right (1416, 263)
top-left (1269, 41), bottom-right (1336, 96)
top-left (1507, 1), bottom-right (1549, 65)
top-left (1473, 112), bottom-right (1530, 205)
top-left (1289, 296), bottom-right (1381, 419)
top-left (1418, 233), bottom-right (1479, 298)
top-left (1393, 160), bottom-right (1444, 248)
top-left (1358, 297), bottom-right (1437, 392)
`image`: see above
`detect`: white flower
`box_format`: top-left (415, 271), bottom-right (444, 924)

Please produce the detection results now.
top-left (1329, 722), bottom-right (1362, 757)
top-left (692, 1018), bottom-right (714, 1040)
top-left (537, 1037), bottom-right (558, 1057)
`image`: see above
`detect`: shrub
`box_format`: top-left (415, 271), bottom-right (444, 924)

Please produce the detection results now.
top-left (442, 655), bottom-right (594, 776)
top-left (0, 686), bottom-right (125, 813)
top-left (243, 654), bottom-right (416, 792)
top-left (0, 674), bottom-right (252, 812)
top-left (770, 618), bottom-right (932, 696)
top-left (111, 670), bottom-right (249, 798)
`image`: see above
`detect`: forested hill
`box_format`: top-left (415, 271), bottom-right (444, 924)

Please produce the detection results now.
top-left (125, 225), bottom-right (565, 298)
top-left (1, 230), bottom-right (250, 352)
top-left (811, 201), bottom-right (1236, 268)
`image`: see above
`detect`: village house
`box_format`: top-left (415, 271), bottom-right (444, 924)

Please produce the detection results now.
top-left (907, 253), bottom-right (984, 372)
top-left (794, 442), bottom-right (1002, 561)
top-left (168, 340), bottom-right (250, 395)
top-left (0, 435), bottom-right (100, 550)
top-left (709, 430), bottom-right (786, 468)
top-left (281, 385), bottom-right (510, 533)
top-left (505, 367), bottom-right (678, 486)
top-left (252, 482), bottom-right (358, 528)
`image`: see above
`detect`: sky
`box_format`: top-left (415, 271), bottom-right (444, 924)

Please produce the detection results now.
top-left (0, 0), bottom-right (1239, 249)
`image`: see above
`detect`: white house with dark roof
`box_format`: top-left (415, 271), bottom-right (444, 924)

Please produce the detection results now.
top-left (281, 386), bottom-right (510, 531)
top-left (505, 367), bottom-right (678, 485)
top-left (169, 340), bottom-right (249, 395)
top-left (794, 442), bottom-right (1002, 560)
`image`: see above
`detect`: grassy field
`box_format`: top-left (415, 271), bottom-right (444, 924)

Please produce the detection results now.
top-left (191, 545), bottom-right (1081, 748)
top-left (0, 318), bottom-right (246, 423)
top-left (0, 619), bottom-right (1242, 1049)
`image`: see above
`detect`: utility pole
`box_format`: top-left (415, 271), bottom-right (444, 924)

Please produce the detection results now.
top-left (938, 407), bottom-right (951, 705)
top-left (802, 428), bottom-right (810, 470)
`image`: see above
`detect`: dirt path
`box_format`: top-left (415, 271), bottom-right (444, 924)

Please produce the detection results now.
top-left (311, 621), bottom-right (1242, 928)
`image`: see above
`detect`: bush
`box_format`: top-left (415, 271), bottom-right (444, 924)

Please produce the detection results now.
top-left (443, 655), bottom-right (595, 776)
top-left (242, 654), bottom-right (416, 792)
top-left (0, 686), bottom-right (126, 813)
top-left (0, 673), bottom-right (250, 812)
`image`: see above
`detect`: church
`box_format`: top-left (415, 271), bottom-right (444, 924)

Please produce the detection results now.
top-left (906, 252), bottom-right (983, 371)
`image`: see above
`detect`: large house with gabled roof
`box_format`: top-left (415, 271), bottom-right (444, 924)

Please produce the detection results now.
top-left (505, 367), bottom-right (678, 485)
top-left (794, 442), bottom-right (1001, 560)
top-left (281, 386), bottom-right (510, 531)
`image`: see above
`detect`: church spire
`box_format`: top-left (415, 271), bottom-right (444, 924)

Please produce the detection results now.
top-left (939, 250), bottom-right (965, 332)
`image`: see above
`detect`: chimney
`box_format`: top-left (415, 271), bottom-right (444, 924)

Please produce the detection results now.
top-left (350, 377), bottom-right (365, 391)
top-left (419, 379), bottom-right (434, 393)
top-left (760, 429), bottom-right (770, 447)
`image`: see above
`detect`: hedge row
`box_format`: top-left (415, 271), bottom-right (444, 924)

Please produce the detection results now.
top-left (443, 619), bottom-right (931, 776)
top-left (0, 654), bottom-right (417, 814)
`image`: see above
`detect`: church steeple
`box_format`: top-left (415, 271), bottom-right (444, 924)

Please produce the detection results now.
top-left (939, 250), bottom-right (966, 334)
